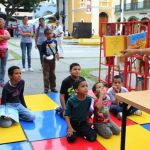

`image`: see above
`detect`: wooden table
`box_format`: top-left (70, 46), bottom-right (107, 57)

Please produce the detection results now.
top-left (116, 90), bottom-right (150, 150)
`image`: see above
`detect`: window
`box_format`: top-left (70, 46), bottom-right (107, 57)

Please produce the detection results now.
top-left (137, 0), bottom-right (144, 9)
top-left (80, 0), bottom-right (85, 8)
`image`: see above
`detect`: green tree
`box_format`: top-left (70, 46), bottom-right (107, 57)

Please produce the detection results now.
top-left (0, 0), bottom-right (42, 26)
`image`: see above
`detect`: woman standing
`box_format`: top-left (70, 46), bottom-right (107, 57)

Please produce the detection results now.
top-left (35, 17), bottom-right (48, 67)
top-left (19, 16), bottom-right (33, 72)
top-left (0, 18), bottom-right (10, 87)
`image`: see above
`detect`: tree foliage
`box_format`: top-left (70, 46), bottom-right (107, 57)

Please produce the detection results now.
top-left (0, 0), bottom-right (42, 26)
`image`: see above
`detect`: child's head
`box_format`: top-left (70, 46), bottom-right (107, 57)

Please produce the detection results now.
top-left (73, 79), bottom-right (88, 95)
top-left (69, 63), bottom-right (81, 78)
top-left (112, 75), bottom-right (122, 90)
top-left (92, 82), bottom-right (106, 97)
top-left (44, 28), bottom-right (53, 39)
top-left (8, 66), bottom-right (21, 83)
top-left (39, 17), bottom-right (45, 26)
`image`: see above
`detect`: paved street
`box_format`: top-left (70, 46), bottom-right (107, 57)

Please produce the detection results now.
top-left (0, 38), bottom-right (101, 95)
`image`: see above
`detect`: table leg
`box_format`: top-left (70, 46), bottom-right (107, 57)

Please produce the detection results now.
top-left (120, 102), bottom-right (128, 150)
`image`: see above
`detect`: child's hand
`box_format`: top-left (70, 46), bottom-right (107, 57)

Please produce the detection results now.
top-left (67, 127), bottom-right (75, 137)
top-left (99, 88), bottom-right (106, 98)
top-left (56, 53), bottom-right (60, 61)
top-left (112, 85), bottom-right (120, 93)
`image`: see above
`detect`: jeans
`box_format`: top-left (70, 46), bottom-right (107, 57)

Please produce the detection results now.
top-left (0, 103), bottom-right (35, 128)
top-left (0, 51), bottom-right (8, 84)
top-left (110, 103), bottom-right (138, 116)
top-left (20, 42), bottom-right (32, 68)
top-left (37, 45), bottom-right (43, 65)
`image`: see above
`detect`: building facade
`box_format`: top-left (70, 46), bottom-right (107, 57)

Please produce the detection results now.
top-left (115, 0), bottom-right (150, 21)
top-left (66, 0), bottom-right (115, 36)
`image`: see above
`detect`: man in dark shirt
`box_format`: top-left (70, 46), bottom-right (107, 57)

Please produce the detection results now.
top-left (0, 66), bottom-right (35, 128)
top-left (56, 63), bottom-right (85, 118)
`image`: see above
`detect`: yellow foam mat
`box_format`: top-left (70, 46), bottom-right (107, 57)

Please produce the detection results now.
top-left (127, 111), bottom-right (150, 124)
top-left (24, 94), bottom-right (58, 112)
top-left (0, 123), bottom-right (26, 144)
top-left (97, 124), bottom-right (150, 150)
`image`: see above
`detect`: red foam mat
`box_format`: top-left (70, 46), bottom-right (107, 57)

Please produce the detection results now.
top-left (32, 137), bottom-right (106, 150)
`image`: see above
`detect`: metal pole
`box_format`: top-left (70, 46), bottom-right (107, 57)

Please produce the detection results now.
top-left (120, 0), bottom-right (124, 34)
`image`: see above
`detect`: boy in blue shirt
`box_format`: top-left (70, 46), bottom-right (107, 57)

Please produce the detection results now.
top-left (41, 29), bottom-right (59, 93)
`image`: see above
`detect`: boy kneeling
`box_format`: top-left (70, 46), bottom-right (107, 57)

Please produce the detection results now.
top-left (64, 79), bottom-right (97, 143)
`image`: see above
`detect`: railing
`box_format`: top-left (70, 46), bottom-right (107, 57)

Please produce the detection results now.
top-left (115, 1), bottom-right (150, 12)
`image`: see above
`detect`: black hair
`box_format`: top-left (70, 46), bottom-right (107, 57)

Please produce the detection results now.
top-left (70, 63), bottom-right (80, 71)
top-left (44, 28), bottom-right (53, 35)
top-left (39, 17), bottom-right (44, 22)
top-left (112, 75), bottom-right (122, 83)
top-left (92, 82), bottom-right (100, 92)
top-left (23, 16), bottom-right (28, 19)
top-left (92, 82), bottom-right (105, 92)
top-left (8, 66), bottom-right (20, 76)
top-left (73, 78), bottom-right (86, 90)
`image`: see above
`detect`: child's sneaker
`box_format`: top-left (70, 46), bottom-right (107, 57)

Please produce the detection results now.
top-left (134, 110), bottom-right (142, 116)
top-left (117, 112), bottom-right (122, 120)
top-left (22, 68), bottom-right (26, 72)
top-left (28, 68), bottom-right (34, 72)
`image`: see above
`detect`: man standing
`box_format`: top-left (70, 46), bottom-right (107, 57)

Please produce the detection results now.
top-left (54, 20), bottom-right (64, 58)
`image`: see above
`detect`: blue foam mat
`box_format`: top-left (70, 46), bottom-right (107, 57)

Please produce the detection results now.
top-left (20, 110), bottom-right (67, 141)
top-left (48, 93), bottom-right (61, 105)
top-left (142, 124), bottom-right (150, 131)
top-left (0, 142), bottom-right (32, 150)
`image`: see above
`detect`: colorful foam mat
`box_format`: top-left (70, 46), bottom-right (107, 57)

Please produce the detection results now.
top-left (0, 142), bottom-right (32, 150)
top-left (97, 124), bottom-right (150, 150)
top-left (32, 137), bottom-right (106, 150)
top-left (0, 123), bottom-right (26, 144)
top-left (127, 111), bottom-right (150, 124)
top-left (20, 110), bottom-right (67, 141)
top-left (24, 94), bottom-right (58, 112)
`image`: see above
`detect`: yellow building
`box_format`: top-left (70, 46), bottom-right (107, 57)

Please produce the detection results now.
top-left (68, 0), bottom-right (115, 36)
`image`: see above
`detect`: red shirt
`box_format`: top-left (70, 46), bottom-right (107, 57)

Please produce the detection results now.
top-left (93, 96), bottom-right (111, 123)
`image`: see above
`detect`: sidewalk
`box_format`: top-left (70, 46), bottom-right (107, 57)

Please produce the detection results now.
top-left (0, 38), bottom-right (102, 95)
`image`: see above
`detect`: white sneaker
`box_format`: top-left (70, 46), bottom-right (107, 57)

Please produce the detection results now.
top-left (22, 68), bottom-right (26, 72)
top-left (117, 112), bottom-right (122, 120)
top-left (134, 110), bottom-right (142, 116)
top-left (28, 68), bottom-right (34, 72)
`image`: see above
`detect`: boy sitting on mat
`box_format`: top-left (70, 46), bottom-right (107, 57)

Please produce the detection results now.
top-left (107, 75), bottom-right (142, 120)
top-left (0, 66), bottom-right (35, 128)
top-left (56, 63), bottom-right (85, 118)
